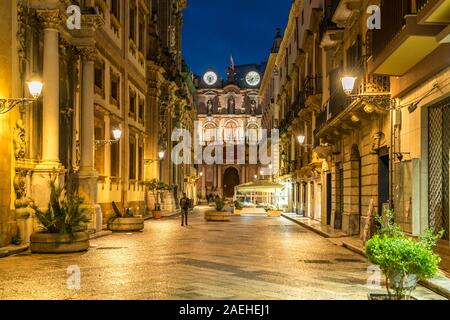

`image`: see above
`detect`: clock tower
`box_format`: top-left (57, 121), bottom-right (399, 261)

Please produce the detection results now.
top-left (195, 61), bottom-right (267, 199)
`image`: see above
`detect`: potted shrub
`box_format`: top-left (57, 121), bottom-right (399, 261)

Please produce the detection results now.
top-left (233, 200), bottom-right (243, 215)
top-left (30, 177), bottom-right (90, 254)
top-left (365, 209), bottom-right (443, 300)
top-left (146, 179), bottom-right (169, 219)
top-left (205, 197), bottom-right (231, 221)
top-left (108, 202), bottom-right (144, 232)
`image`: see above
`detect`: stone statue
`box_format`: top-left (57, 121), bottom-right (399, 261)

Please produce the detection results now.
top-left (207, 99), bottom-right (213, 115)
top-left (228, 97), bottom-right (236, 114)
top-left (250, 100), bottom-right (257, 116)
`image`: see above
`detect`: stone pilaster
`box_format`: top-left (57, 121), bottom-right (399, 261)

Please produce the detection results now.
top-left (342, 144), bottom-right (361, 235)
top-left (76, 47), bottom-right (102, 232)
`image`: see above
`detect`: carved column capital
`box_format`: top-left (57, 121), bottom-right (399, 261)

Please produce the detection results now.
top-left (37, 9), bottom-right (61, 29)
top-left (78, 46), bottom-right (97, 62)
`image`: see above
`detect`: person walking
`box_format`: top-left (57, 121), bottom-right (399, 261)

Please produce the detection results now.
top-left (180, 193), bottom-right (190, 227)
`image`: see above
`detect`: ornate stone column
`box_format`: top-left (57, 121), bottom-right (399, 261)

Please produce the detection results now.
top-left (37, 10), bottom-right (61, 167)
top-left (32, 10), bottom-right (63, 211)
top-left (76, 47), bottom-right (102, 232)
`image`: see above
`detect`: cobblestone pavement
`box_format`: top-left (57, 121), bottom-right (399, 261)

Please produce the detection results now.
top-left (0, 207), bottom-right (445, 300)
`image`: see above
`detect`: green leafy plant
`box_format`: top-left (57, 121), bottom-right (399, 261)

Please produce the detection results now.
top-left (32, 176), bottom-right (90, 235)
top-left (234, 200), bottom-right (243, 210)
top-left (365, 208), bottom-right (443, 300)
top-left (146, 179), bottom-right (170, 211)
top-left (214, 197), bottom-right (225, 212)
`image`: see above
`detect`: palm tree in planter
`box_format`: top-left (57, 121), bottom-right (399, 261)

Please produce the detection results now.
top-left (107, 202), bottom-right (144, 232)
top-left (30, 176), bottom-right (91, 254)
top-left (146, 179), bottom-right (170, 219)
top-left (205, 197), bottom-right (231, 221)
top-left (365, 208), bottom-right (443, 300)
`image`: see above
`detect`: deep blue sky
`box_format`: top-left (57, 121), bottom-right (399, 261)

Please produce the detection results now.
top-left (182, 0), bottom-right (292, 77)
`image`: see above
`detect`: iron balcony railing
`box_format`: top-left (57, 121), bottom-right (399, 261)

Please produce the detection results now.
top-left (315, 68), bottom-right (390, 134)
top-left (371, 0), bottom-right (417, 60)
top-left (319, 0), bottom-right (341, 40)
top-left (304, 75), bottom-right (323, 98)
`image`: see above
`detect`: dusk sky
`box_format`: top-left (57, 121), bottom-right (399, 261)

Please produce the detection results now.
top-left (182, 0), bottom-right (292, 77)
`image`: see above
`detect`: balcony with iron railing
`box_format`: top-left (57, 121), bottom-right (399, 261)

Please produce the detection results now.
top-left (304, 75), bottom-right (323, 98)
top-left (369, 0), bottom-right (445, 76)
top-left (319, 0), bottom-right (341, 40)
top-left (315, 67), bottom-right (390, 135)
top-left (319, 0), bottom-right (343, 47)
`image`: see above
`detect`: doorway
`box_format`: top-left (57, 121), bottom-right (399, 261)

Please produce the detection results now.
top-left (378, 151), bottom-right (390, 216)
top-left (223, 167), bottom-right (240, 198)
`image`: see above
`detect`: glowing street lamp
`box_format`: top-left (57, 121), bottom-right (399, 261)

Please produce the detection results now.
top-left (27, 81), bottom-right (44, 99)
top-left (158, 150), bottom-right (165, 160)
top-left (341, 76), bottom-right (357, 95)
top-left (95, 127), bottom-right (123, 147)
top-left (297, 134), bottom-right (306, 145)
top-left (0, 80), bottom-right (43, 114)
top-left (112, 128), bottom-right (122, 141)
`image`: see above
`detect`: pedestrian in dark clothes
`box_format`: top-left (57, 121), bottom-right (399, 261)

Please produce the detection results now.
top-left (180, 193), bottom-right (190, 227)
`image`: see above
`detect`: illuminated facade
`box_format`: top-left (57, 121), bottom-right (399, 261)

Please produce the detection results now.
top-left (196, 63), bottom-right (266, 199)
top-left (0, 0), bottom-right (194, 247)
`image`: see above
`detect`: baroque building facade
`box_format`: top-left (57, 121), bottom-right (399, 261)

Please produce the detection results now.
top-left (196, 63), bottom-right (266, 199)
top-left (261, 0), bottom-right (450, 269)
top-left (0, 0), bottom-right (195, 248)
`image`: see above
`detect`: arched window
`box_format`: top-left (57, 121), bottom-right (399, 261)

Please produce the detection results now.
top-left (224, 121), bottom-right (239, 144)
top-left (203, 123), bottom-right (217, 143)
top-left (247, 124), bottom-right (259, 144)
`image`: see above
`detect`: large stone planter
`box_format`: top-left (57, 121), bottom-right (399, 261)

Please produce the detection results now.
top-left (205, 211), bottom-right (231, 221)
top-left (234, 208), bottom-right (242, 216)
top-left (108, 217), bottom-right (145, 232)
top-left (30, 232), bottom-right (90, 254)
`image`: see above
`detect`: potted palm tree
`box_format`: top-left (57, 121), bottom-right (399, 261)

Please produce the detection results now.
top-left (365, 209), bottom-right (443, 300)
top-left (205, 197), bottom-right (231, 221)
top-left (146, 179), bottom-right (169, 219)
top-left (233, 200), bottom-right (243, 215)
top-left (108, 202), bottom-right (144, 232)
top-left (30, 176), bottom-right (90, 254)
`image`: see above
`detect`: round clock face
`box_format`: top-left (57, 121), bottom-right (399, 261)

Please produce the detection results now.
top-left (203, 71), bottom-right (218, 86)
top-left (246, 71), bottom-right (261, 86)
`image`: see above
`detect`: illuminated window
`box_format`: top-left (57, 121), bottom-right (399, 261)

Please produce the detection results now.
top-left (203, 123), bottom-right (217, 143)
top-left (224, 121), bottom-right (239, 144)
top-left (247, 124), bottom-right (259, 144)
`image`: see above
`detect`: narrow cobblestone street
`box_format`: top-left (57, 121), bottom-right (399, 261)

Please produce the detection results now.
top-left (0, 207), bottom-right (444, 300)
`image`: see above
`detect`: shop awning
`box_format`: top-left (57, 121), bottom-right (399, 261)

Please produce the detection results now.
top-left (235, 180), bottom-right (285, 193)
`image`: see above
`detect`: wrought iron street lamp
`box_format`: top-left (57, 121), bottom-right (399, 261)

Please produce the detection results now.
top-left (0, 81), bottom-right (43, 114)
top-left (145, 150), bottom-right (166, 165)
top-left (297, 134), bottom-right (313, 149)
top-left (95, 128), bottom-right (122, 147)
top-left (341, 76), bottom-right (357, 95)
